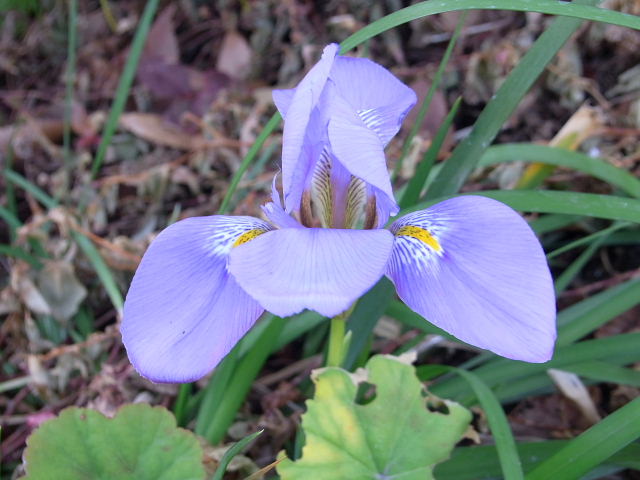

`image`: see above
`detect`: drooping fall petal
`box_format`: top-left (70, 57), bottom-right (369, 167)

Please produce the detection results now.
top-left (385, 196), bottom-right (556, 362)
top-left (121, 216), bottom-right (271, 382)
top-left (229, 227), bottom-right (394, 318)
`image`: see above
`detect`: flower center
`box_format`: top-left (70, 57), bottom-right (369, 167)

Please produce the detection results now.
top-left (304, 148), bottom-right (376, 230)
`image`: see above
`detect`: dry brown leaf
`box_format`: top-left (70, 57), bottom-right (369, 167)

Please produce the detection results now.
top-left (143, 4), bottom-right (179, 64)
top-left (549, 104), bottom-right (604, 149)
top-left (36, 261), bottom-right (87, 323)
top-left (216, 30), bottom-right (253, 80)
top-left (119, 113), bottom-right (202, 150)
top-left (547, 369), bottom-right (601, 425)
top-left (12, 270), bottom-right (51, 316)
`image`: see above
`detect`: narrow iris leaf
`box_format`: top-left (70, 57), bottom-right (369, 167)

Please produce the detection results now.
top-left (4, 169), bottom-right (58, 210)
top-left (211, 430), bottom-right (264, 480)
top-left (92, 0), bottom-right (160, 177)
top-left (480, 144), bottom-right (640, 198)
top-left (435, 441), bottom-right (640, 479)
top-left (557, 277), bottom-right (640, 345)
top-left (446, 368), bottom-right (524, 480)
top-left (341, 0), bottom-right (637, 53)
top-left (394, 13), bottom-right (466, 180)
top-left (219, 112), bottom-right (282, 214)
top-left (400, 97), bottom-right (462, 208)
top-left (425, 0), bottom-right (600, 198)
top-left (526, 397), bottom-right (640, 480)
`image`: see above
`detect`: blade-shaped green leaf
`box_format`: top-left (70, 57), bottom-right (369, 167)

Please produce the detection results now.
top-left (563, 361), bottom-right (640, 387)
top-left (72, 231), bottom-right (124, 313)
top-left (432, 333), bottom-right (640, 400)
top-left (211, 429), bottom-right (263, 480)
top-left (526, 397), bottom-right (640, 480)
top-left (200, 315), bottom-right (285, 444)
top-left (407, 191), bottom-right (640, 223)
top-left (394, 14), bottom-right (466, 181)
top-left (400, 97), bottom-right (462, 208)
top-left (447, 368), bottom-right (523, 480)
top-left (557, 277), bottom-right (640, 345)
top-left (4, 169), bottom-right (58, 210)
top-left (424, 0), bottom-right (601, 198)
top-left (92, 0), bottom-right (160, 177)
top-left (435, 441), bottom-right (640, 479)
top-left (342, 0), bottom-right (638, 53)
top-left (480, 144), bottom-right (640, 198)
top-left (218, 112), bottom-right (282, 214)
top-left (344, 278), bottom-right (396, 370)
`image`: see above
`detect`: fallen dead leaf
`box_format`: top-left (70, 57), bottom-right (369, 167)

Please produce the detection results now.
top-left (142, 4), bottom-right (179, 64)
top-left (547, 369), bottom-right (601, 425)
top-left (12, 269), bottom-right (51, 316)
top-left (119, 113), bottom-right (202, 150)
top-left (36, 261), bottom-right (87, 323)
top-left (216, 30), bottom-right (253, 80)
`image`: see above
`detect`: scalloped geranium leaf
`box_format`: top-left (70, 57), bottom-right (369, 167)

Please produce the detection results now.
top-left (277, 354), bottom-right (472, 480)
top-left (23, 404), bottom-right (205, 480)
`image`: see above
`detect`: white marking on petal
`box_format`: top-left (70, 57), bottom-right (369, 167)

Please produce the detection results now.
top-left (206, 217), bottom-right (273, 260)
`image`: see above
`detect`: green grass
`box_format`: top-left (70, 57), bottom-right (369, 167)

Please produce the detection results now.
top-left (91, 0), bottom-right (160, 177)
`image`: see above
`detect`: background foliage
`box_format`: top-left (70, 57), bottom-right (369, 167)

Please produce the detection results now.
top-left (1, 0), bottom-right (639, 478)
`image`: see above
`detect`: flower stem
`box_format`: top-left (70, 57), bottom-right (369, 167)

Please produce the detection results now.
top-left (326, 306), bottom-right (354, 367)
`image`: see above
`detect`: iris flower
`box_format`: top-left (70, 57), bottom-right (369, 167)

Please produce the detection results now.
top-left (122, 45), bottom-right (556, 383)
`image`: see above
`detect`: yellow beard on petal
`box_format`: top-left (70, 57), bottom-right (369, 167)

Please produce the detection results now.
top-left (395, 225), bottom-right (443, 253)
top-left (233, 229), bottom-right (267, 247)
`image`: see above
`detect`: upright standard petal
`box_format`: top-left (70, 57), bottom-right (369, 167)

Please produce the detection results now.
top-left (328, 93), bottom-right (399, 219)
top-left (121, 216), bottom-right (271, 383)
top-left (385, 196), bottom-right (556, 362)
top-left (272, 88), bottom-right (294, 116)
top-left (229, 228), bottom-right (394, 318)
top-left (330, 56), bottom-right (417, 145)
top-left (280, 44), bottom-right (339, 212)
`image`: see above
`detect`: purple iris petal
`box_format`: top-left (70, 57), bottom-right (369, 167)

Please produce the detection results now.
top-left (330, 56), bottom-right (417, 145)
top-left (273, 44), bottom-right (415, 216)
top-left (121, 216), bottom-right (270, 382)
top-left (262, 176), bottom-right (303, 229)
top-left (229, 228), bottom-right (394, 318)
top-left (278, 44), bottom-right (338, 212)
top-left (272, 88), bottom-right (294, 116)
top-left (327, 92), bottom-right (399, 221)
top-left (385, 196), bottom-right (556, 362)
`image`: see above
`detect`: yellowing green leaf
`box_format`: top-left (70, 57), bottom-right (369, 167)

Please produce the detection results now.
top-left (277, 354), bottom-right (471, 480)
